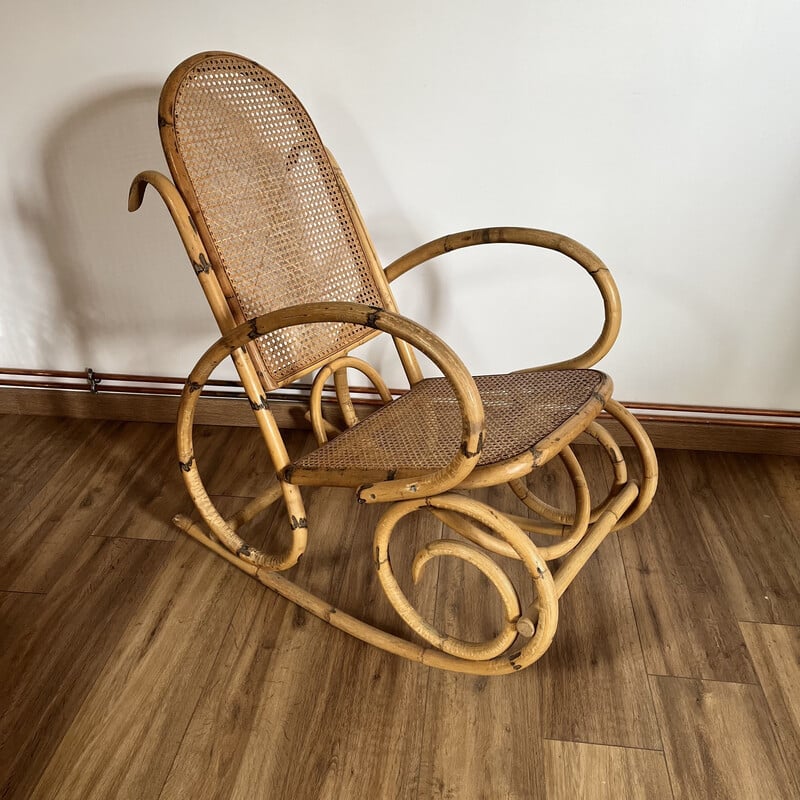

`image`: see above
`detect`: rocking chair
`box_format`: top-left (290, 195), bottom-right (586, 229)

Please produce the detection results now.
top-left (129, 52), bottom-right (657, 675)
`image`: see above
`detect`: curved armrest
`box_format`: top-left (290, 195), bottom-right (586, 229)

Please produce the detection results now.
top-left (177, 302), bottom-right (485, 504)
top-left (384, 227), bottom-right (621, 370)
top-left (128, 170), bottom-right (211, 276)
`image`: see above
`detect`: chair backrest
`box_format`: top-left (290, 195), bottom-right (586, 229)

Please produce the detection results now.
top-left (159, 52), bottom-right (397, 389)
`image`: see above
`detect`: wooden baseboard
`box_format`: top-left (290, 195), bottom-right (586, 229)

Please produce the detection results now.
top-left (575, 418), bottom-right (800, 456)
top-left (0, 386), bottom-right (286, 427)
top-left (2, 386), bottom-right (799, 457)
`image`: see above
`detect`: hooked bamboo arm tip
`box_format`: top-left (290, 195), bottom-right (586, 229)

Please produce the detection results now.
top-left (128, 174), bottom-right (149, 212)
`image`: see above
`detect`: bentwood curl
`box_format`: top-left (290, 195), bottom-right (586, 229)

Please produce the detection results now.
top-left (309, 355), bottom-right (393, 444)
top-left (374, 493), bottom-right (559, 671)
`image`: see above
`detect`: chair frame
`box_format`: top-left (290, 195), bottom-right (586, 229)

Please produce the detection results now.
top-left (129, 52), bottom-right (658, 676)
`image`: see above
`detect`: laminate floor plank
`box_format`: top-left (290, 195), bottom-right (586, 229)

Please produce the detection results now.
top-left (161, 586), bottom-right (430, 800)
top-left (160, 482), bottom-right (435, 800)
top-left (619, 450), bottom-right (757, 682)
top-left (1, 421), bottom-right (170, 592)
top-left (760, 454), bottom-right (800, 530)
top-left (495, 448), bottom-right (660, 749)
top-left (89, 426), bottom-right (184, 541)
top-left (542, 739), bottom-right (673, 799)
top-left (416, 515), bottom-right (546, 800)
top-left (0, 589), bottom-right (46, 677)
top-left (194, 426), bottom-right (309, 498)
top-left (651, 675), bottom-right (796, 800)
top-left (0, 416), bottom-right (101, 527)
top-left (535, 530), bottom-right (662, 749)
top-left (535, 445), bottom-right (660, 749)
top-left (740, 622), bottom-right (800, 790)
top-left (678, 450), bottom-right (800, 625)
top-left (0, 415), bottom-right (92, 479)
top-left (26, 497), bottom-right (264, 800)
top-left (0, 536), bottom-right (171, 800)
top-left (415, 457), bottom-right (574, 800)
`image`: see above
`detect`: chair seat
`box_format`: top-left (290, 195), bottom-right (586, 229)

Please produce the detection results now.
top-left (288, 369), bottom-right (612, 487)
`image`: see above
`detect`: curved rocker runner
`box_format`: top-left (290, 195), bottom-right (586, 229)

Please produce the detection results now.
top-left (129, 51), bottom-right (658, 676)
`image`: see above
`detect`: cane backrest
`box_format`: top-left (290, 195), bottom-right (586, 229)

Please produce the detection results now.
top-left (159, 52), bottom-right (396, 390)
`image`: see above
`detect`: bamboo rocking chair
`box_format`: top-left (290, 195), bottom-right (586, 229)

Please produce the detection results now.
top-left (129, 52), bottom-right (658, 676)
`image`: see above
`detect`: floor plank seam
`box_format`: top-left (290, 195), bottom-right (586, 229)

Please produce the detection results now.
top-left (207, 493), bottom-right (264, 500)
top-left (615, 529), bottom-right (666, 752)
top-left (644, 671), bottom-right (760, 686)
top-left (540, 736), bottom-right (664, 754)
top-left (413, 514), bottom-right (445, 800)
top-left (736, 619), bottom-right (800, 629)
top-left (89, 532), bottom-right (177, 543)
top-left (659, 747), bottom-right (678, 800)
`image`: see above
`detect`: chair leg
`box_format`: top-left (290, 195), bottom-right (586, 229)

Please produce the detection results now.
top-left (603, 399), bottom-right (658, 529)
top-left (515, 481), bottom-right (639, 636)
top-left (507, 399), bottom-right (658, 534)
top-left (509, 420), bottom-right (628, 525)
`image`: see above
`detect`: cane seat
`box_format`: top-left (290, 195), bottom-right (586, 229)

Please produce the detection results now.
top-left (289, 369), bottom-right (611, 486)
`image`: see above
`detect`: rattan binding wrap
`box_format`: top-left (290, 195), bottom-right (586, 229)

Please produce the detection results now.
top-left (161, 53), bottom-right (394, 389)
top-left (294, 369), bottom-right (609, 474)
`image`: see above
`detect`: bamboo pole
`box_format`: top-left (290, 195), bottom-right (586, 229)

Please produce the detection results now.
top-left (226, 483), bottom-right (283, 532)
top-left (131, 169), bottom-right (309, 570)
top-left (308, 355), bottom-right (392, 444)
top-left (515, 481), bottom-right (639, 637)
top-left (508, 420), bottom-right (628, 525)
top-left (326, 147), bottom-right (424, 387)
top-left (603, 399), bottom-right (658, 529)
top-left (384, 227), bottom-right (621, 371)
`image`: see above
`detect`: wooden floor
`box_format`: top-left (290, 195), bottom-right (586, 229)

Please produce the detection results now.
top-left (1, 414), bottom-right (799, 800)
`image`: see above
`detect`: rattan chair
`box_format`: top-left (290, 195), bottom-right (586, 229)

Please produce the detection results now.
top-left (129, 51), bottom-right (657, 675)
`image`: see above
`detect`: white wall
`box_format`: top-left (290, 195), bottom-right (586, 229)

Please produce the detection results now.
top-left (2, 0), bottom-right (799, 408)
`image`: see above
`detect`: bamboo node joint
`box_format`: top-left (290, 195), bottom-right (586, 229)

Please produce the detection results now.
top-left (192, 252), bottom-right (211, 275)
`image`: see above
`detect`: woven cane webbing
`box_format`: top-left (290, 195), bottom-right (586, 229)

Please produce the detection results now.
top-left (168, 54), bottom-right (391, 387)
top-left (294, 369), bottom-right (608, 473)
